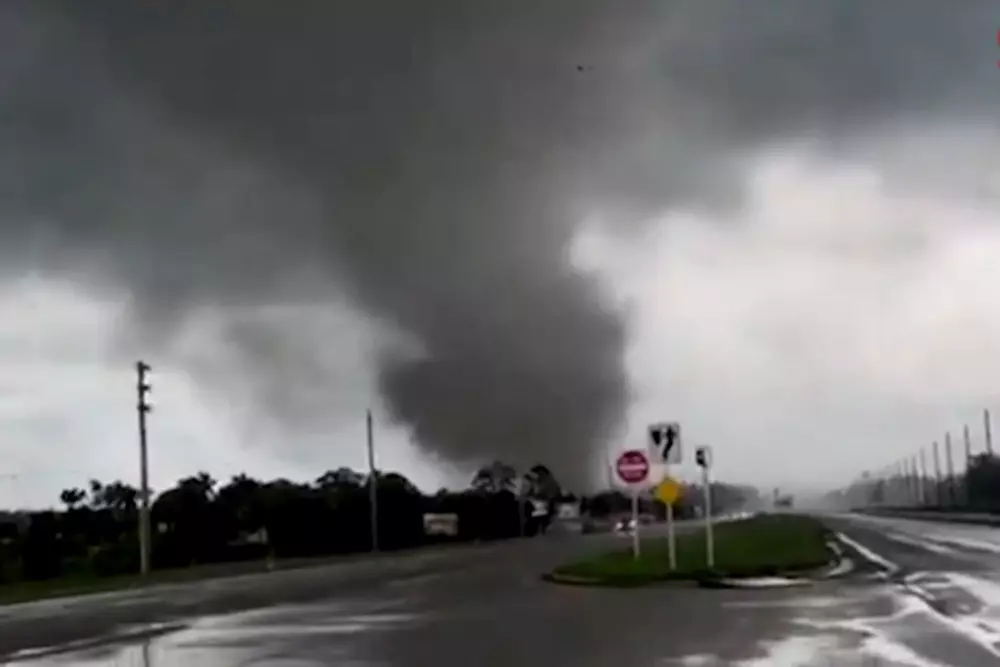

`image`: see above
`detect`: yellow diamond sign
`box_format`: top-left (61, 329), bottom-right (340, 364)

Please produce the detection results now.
top-left (656, 477), bottom-right (682, 506)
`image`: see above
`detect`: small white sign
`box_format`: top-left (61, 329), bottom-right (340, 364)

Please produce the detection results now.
top-left (648, 422), bottom-right (682, 464)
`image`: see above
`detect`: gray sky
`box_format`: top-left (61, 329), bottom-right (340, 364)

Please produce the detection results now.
top-left (0, 1), bottom-right (998, 507)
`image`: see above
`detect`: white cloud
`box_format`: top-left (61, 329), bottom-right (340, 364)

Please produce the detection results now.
top-left (575, 138), bottom-right (1000, 492)
top-left (0, 276), bottom-right (452, 508)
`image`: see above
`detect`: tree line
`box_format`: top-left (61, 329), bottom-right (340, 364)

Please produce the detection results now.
top-left (0, 459), bottom-right (759, 586)
top-left (0, 461), bottom-right (569, 584)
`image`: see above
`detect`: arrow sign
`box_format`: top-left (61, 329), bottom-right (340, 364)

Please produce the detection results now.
top-left (648, 422), bottom-right (682, 464)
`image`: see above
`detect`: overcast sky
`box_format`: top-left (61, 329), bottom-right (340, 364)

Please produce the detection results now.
top-left (0, 2), bottom-right (998, 508)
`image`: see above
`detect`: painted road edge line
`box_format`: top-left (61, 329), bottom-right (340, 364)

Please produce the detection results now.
top-left (833, 532), bottom-right (900, 576)
top-left (835, 531), bottom-right (1000, 659)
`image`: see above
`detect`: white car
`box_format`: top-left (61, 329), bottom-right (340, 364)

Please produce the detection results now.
top-left (614, 517), bottom-right (636, 534)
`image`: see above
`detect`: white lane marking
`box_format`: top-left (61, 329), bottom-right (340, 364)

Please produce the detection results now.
top-left (791, 592), bottom-right (961, 667)
top-left (901, 578), bottom-right (1000, 659)
top-left (943, 571), bottom-right (1000, 608)
top-left (883, 532), bottom-right (958, 555)
top-left (922, 535), bottom-right (1000, 555)
top-left (732, 635), bottom-right (843, 666)
top-left (836, 531), bottom-right (1000, 659)
top-left (834, 532), bottom-right (900, 575)
top-left (839, 513), bottom-right (1000, 554)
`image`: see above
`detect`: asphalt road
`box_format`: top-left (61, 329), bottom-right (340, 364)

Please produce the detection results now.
top-left (5, 514), bottom-right (1000, 666)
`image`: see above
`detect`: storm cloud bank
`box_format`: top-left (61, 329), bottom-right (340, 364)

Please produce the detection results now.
top-left (0, 1), bottom-right (995, 488)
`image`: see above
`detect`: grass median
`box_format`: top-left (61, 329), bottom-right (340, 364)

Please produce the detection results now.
top-left (548, 514), bottom-right (833, 587)
top-left (0, 540), bottom-right (483, 606)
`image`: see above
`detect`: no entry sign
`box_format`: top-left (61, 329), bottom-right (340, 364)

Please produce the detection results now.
top-left (616, 449), bottom-right (650, 485)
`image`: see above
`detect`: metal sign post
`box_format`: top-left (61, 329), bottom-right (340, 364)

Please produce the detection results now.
top-left (615, 450), bottom-right (650, 561)
top-left (630, 487), bottom-right (641, 559)
top-left (664, 466), bottom-right (677, 570)
top-left (649, 421), bottom-right (682, 569)
top-left (696, 446), bottom-right (714, 569)
top-left (648, 422), bottom-right (682, 464)
top-left (654, 477), bottom-right (680, 570)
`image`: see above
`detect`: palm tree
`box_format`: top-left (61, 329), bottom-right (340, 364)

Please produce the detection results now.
top-left (525, 464), bottom-right (561, 499)
top-left (88, 479), bottom-right (104, 509)
top-left (471, 461), bottom-right (518, 494)
top-left (176, 472), bottom-right (216, 502)
top-left (315, 467), bottom-right (364, 491)
top-left (102, 481), bottom-right (139, 515)
top-left (59, 488), bottom-right (86, 510)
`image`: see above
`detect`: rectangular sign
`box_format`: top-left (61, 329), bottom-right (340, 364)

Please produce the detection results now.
top-left (648, 422), bottom-right (682, 464)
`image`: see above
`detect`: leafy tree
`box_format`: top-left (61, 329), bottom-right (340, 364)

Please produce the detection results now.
top-left (0, 460), bottom-right (605, 586)
top-left (967, 453), bottom-right (1000, 510)
top-left (471, 461), bottom-right (518, 494)
top-left (59, 488), bottom-right (86, 510)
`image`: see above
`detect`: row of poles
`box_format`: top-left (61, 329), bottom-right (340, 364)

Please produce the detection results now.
top-left (133, 361), bottom-right (381, 577)
top-left (842, 408), bottom-right (995, 509)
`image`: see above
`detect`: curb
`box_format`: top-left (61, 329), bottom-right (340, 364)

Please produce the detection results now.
top-left (541, 572), bottom-right (602, 586)
top-left (700, 541), bottom-right (852, 588)
top-left (696, 575), bottom-right (813, 589)
top-left (817, 541), bottom-right (855, 579)
top-left (541, 571), bottom-right (691, 588)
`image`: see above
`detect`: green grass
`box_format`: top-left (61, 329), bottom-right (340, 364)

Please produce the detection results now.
top-left (550, 514), bottom-right (833, 587)
top-left (0, 541), bottom-right (479, 606)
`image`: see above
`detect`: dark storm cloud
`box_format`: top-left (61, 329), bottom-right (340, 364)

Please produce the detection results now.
top-left (0, 1), bottom-right (994, 488)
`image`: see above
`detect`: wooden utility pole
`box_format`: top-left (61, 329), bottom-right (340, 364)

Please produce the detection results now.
top-left (136, 361), bottom-right (152, 577)
top-left (367, 409), bottom-right (379, 553)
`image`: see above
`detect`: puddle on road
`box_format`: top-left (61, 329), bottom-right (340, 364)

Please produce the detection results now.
top-left (5, 599), bottom-right (421, 667)
top-left (666, 585), bottom-right (1000, 667)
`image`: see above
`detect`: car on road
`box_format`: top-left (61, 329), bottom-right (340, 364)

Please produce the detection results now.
top-left (614, 517), bottom-right (636, 534)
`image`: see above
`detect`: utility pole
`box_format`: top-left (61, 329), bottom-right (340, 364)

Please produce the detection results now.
top-left (932, 441), bottom-right (943, 507)
top-left (902, 458), bottom-right (911, 505)
top-left (963, 424), bottom-right (973, 466)
top-left (136, 361), bottom-right (152, 577)
top-left (985, 409), bottom-right (994, 456)
top-left (366, 409), bottom-right (379, 553)
top-left (963, 424), bottom-right (973, 507)
top-left (945, 432), bottom-right (955, 507)
top-left (918, 449), bottom-right (928, 506)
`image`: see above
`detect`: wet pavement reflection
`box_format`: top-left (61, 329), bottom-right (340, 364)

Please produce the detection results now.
top-left (6, 516), bottom-right (1000, 666)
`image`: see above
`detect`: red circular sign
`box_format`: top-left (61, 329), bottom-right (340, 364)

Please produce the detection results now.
top-left (615, 450), bottom-right (650, 484)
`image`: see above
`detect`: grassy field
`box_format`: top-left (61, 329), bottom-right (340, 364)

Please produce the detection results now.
top-left (0, 555), bottom-right (323, 605)
top-left (551, 514), bottom-right (833, 586)
top-left (0, 540), bottom-right (482, 606)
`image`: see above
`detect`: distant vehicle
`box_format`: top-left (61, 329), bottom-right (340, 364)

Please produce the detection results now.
top-left (614, 517), bottom-right (636, 534)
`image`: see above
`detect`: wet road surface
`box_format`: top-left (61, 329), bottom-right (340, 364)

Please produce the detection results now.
top-left (4, 514), bottom-right (1000, 665)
